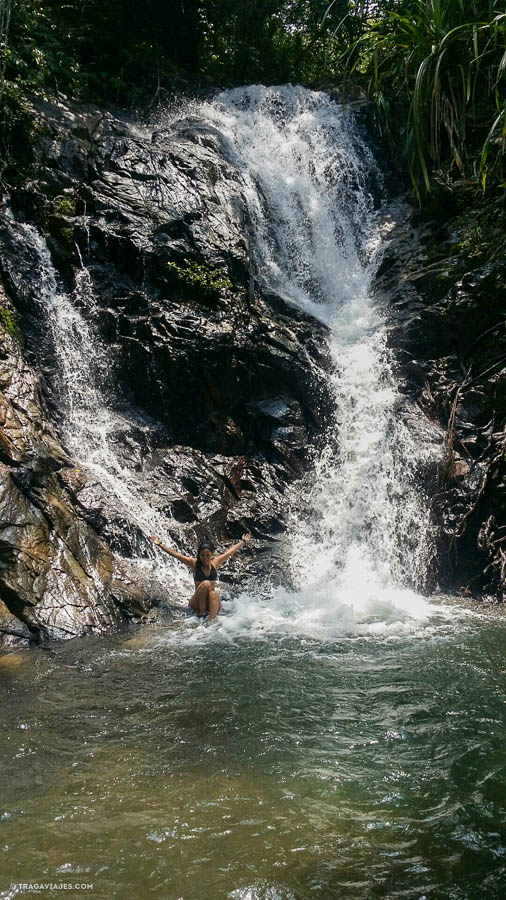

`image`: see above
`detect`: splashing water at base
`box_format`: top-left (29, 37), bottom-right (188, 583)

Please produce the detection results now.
top-left (2, 90), bottom-right (503, 900)
top-left (17, 86), bottom-right (450, 638)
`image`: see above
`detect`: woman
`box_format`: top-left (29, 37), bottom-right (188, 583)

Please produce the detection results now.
top-left (150, 533), bottom-right (252, 621)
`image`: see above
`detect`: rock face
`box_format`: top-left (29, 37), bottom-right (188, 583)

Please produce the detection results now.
top-left (377, 208), bottom-right (505, 597)
top-left (0, 96), bottom-right (332, 647)
top-left (0, 298), bottom-right (149, 646)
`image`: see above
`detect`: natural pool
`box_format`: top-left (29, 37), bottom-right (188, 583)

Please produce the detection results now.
top-left (1, 606), bottom-right (505, 899)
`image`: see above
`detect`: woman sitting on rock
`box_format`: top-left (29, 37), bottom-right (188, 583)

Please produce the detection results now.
top-left (150, 533), bottom-right (252, 620)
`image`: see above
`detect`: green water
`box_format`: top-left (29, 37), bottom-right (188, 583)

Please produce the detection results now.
top-left (1, 614), bottom-right (505, 899)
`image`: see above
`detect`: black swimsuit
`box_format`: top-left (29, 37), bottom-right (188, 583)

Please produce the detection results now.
top-left (194, 559), bottom-right (217, 585)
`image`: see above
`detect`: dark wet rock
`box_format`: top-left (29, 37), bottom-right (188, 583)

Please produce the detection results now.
top-left (377, 205), bottom-right (505, 596)
top-left (0, 96), bottom-right (333, 646)
top-left (0, 598), bottom-right (32, 646)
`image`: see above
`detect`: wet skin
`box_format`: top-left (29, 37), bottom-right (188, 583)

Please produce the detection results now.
top-left (149, 534), bottom-right (252, 622)
top-left (189, 549), bottom-right (220, 620)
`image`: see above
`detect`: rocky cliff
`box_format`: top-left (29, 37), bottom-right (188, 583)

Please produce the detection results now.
top-left (1, 92), bottom-right (503, 649)
top-left (0, 95), bottom-right (333, 647)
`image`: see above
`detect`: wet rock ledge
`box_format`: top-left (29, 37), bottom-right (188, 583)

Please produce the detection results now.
top-left (377, 204), bottom-right (505, 598)
top-left (0, 96), bottom-right (332, 648)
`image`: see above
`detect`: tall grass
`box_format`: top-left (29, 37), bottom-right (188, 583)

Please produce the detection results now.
top-left (342, 0), bottom-right (506, 196)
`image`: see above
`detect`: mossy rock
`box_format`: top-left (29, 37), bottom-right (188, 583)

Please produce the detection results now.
top-left (48, 214), bottom-right (75, 250)
top-left (0, 286), bottom-right (22, 344)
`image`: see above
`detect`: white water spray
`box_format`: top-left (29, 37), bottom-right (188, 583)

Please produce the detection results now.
top-left (17, 86), bottom-right (450, 638)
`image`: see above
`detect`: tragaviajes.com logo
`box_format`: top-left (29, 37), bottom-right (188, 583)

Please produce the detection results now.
top-left (9, 886), bottom-right (93, 894)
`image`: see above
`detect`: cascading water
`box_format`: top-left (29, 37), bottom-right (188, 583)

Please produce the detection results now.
top-left (5, 88), bottom-right (503, 900)
top-left (16, 220), bottom-right (188, 596)
top-left (179, 85), bottom-right (447, 639)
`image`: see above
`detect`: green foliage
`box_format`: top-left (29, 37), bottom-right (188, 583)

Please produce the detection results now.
top-left (53, 195), bottom-right (76, 217)
top-left (0, 0), bottom-right (356, 174)
top-left (343, 1), bottom-right (506, 198)
top-left (455, 187), bottom-right (506, 260)
top-left (480, 101), bottom-right (506, 189)
top-left (0, 0), bottom-right (355, 108)
top-left (198, 0), bottom-right (352, 86)
top-left (0, 305), bottom-right (22, 342)
top-left (49, 197), bottom-right (76, 247)
top-left (1, 0), bottom-right (504, 206)
top-left (168, 261), bottom-right (234, 298)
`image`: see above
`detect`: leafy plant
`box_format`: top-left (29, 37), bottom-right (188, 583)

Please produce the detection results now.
top-left (342, 1), bottom-right (506, 197)
top-left (53, 195), bottom-right (76, 217)
top-left (168, 260), bottom-right (234, 298)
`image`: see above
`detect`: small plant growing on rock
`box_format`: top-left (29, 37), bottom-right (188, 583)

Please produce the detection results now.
top-left (50, 196), bottom-right (76, 249)
top-left (168, 260), bottom-right (234, 299)
top-left (0, 306), bottom-right (22, 343)
top-left (58, 225), bottom-right (74, 246)
top-left (53, 195), bottom-right (76, 217)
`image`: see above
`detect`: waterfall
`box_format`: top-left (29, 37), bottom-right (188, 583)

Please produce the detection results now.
top-left (187, 85), bottom-right (445, 638)
top-left (15, 85), bottom-right (447, 638)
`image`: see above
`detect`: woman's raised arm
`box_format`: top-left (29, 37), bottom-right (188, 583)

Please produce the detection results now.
top-left (150, 535), bottom-right (195, 568)
top-left (214, 534), bottom-right (252, 569)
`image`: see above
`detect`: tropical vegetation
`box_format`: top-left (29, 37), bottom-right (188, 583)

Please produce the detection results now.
top-left (344, 1), bottom-right (506, 197)
top-left (0, 1), bottom-right (504, 202)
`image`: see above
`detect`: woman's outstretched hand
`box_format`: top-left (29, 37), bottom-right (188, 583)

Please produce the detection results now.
top-left (150, 535), bottom-right (162, 546)
top-left (242, 533), bottom-right (252, 543)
